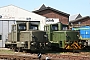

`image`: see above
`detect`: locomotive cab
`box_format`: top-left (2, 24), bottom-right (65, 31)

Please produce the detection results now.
top-left (44, 22), bottom-right (85, 50)
top-left (5, 21), bottom-right (51, 52)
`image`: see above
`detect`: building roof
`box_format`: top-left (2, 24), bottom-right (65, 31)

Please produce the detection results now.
top-left (39, 4), bottom-right (47, 10)
top-left (0, 4), bottom-right (46, 21)
top-left (33, 4), bottom-right (70, 16)
top-left (70, 16), bottom-right (90, 23)
top-left (34, 4), bottom-right (47, 11)
top-left (69, 14), bottom-right (82, 21)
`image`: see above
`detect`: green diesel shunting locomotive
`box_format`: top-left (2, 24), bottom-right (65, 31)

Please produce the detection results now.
top-left (44, 22), bottom-right (85, 50)
top-left (5, 21), bottom-right (50, 52)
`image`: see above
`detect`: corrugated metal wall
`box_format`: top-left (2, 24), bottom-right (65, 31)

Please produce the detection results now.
top-left (0, 20), bottom-right (15, 47)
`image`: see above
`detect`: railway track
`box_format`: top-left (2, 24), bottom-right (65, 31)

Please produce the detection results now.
top-left (45, 53), bottom-right (90, 60)
top-left (0, 53), bottom-right (90, 60)
top-left (0, 48), bottom-right (90, 60)
top-left (0, 54), bottom-right (38, 60)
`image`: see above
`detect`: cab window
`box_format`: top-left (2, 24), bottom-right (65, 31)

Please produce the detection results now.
top-left (30, 24), bottom-right (38, 30)
top-left (18, 23), bottom-right (26, 31)
top-left (52, 24), bottom-right (58, 31)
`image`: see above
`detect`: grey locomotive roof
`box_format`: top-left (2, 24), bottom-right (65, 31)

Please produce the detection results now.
top-left (33, 4), bottom-right (70, 16)
top-left (70, 16), bottom-right (90, 23)
top-left (69, 14), bottom-right (82, 21)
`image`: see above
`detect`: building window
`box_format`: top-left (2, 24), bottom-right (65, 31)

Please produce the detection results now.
top-left (78, 22), bottom-right (81, 25)
top-left (0, 35), bottom-right (2, 40)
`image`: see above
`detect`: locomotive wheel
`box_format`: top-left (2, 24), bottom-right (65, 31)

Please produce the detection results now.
top-left (73, 50), bottom-right (80, 53)
top-left (12, 48), bottom-right (16, 51)
top-left (16, 48), bottom-right (21, 52)
top-left (10, 46), bottom-right (12, 49)
top-left (10, 46), bottom-right (15, 51)
top-left (23, 50), bottom-right (27, 53)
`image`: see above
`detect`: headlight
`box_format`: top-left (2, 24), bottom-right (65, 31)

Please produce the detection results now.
top-left (44, 35), bottom-right (47, 37)
top-left (79, 42), bottom-right (82, 44)
top-left (65, 42), bottom-right (70, 44)
top-left (46, 42), bottom-right (51, 46)
top-left (46, 43), bottom-right (48, 45)
top-left (77, 35), bottom-right (80, 37)
top-left (21, 42), bottom-right (25, 44)
top-left (32, 35), bottom-right (35, 38)
top-left (30, 42), bottom-right (36, 45)
top-left (31, 43), bottom-right (34, 45)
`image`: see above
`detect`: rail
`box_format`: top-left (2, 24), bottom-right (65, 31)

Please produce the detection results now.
top-left (0, 54), bottom-right (90, 60)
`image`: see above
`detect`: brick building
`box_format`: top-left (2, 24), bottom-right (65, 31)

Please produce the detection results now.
top-left (33, 4), bottom-right (70, 25)
top-left (69, 15), bottom-right (90, 28)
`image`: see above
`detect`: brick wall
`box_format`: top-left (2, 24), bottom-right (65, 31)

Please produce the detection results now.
top-left (71, 18), bottom-right (90, 25)
top-left (34, 10), bottom-right (69, 25)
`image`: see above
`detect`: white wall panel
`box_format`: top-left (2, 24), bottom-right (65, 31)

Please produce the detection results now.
top-left (0, 20), bottom-right (15, 47)
top-left (0, 21), bottom-right (2, 47)
top-left (9, 21), bottom-right (15, 33)
top-left (0, 21), bottom-right (2, 34)
top-left (2, 21), bottom-right (8, 47)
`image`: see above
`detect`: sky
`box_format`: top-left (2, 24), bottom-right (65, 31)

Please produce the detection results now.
top-left (0, 0), bottom-right (90, 16)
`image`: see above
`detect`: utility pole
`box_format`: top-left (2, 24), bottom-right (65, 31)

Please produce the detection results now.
top-left (2, 21), bottom-right (3, 48)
